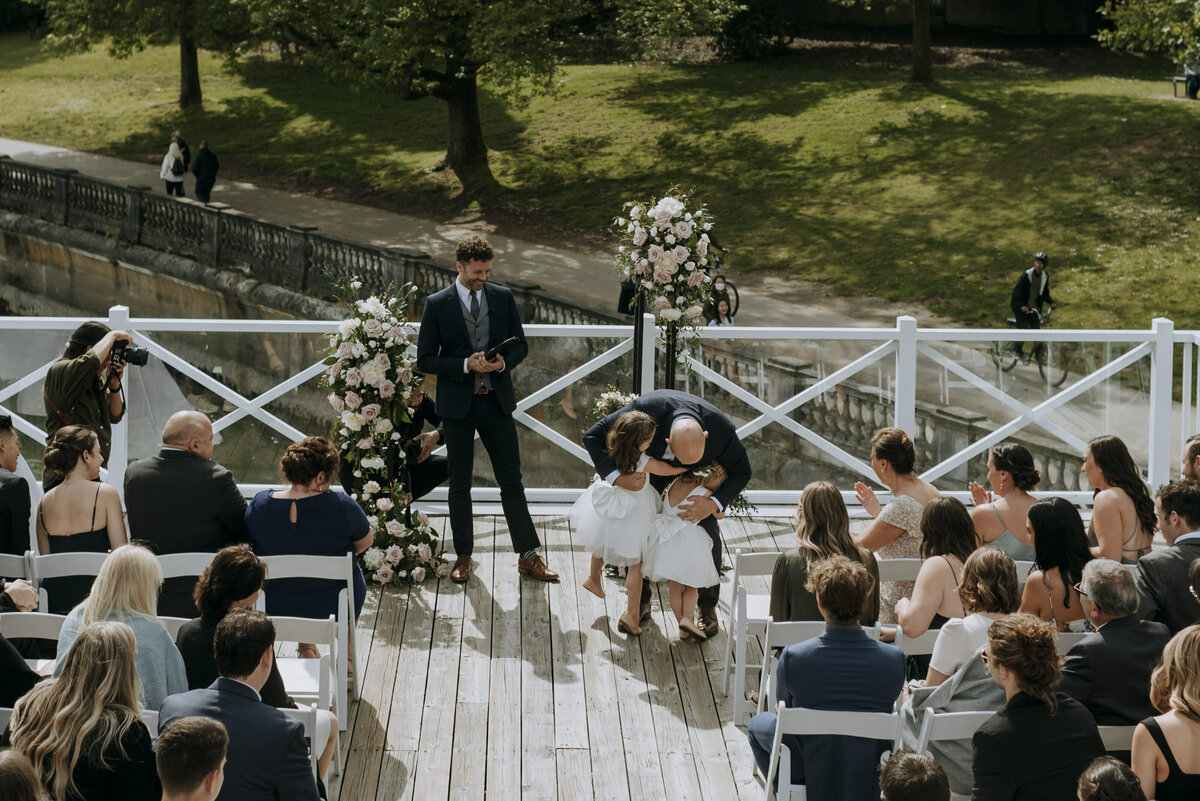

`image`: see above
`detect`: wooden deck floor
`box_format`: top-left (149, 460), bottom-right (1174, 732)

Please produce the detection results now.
top-left (332, 512), bottom-right (791, 801)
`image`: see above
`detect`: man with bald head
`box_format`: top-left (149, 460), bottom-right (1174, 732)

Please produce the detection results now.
top-left (583, 389), bottom-right (751, 634)
top-left (125, 411), bottom-right (248, 616)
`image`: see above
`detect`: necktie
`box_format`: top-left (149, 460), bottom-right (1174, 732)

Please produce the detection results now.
top-left (470, 291), bottom-right (480, 320)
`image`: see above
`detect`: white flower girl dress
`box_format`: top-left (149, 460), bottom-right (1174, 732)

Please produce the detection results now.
top-left (646, 483), bottom-right (720, 587)
top-left (571, 453), bottom-right (659, 566)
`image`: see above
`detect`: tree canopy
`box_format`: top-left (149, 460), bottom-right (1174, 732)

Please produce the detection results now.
top-left (1098, 0), bottom-right (1200, 64)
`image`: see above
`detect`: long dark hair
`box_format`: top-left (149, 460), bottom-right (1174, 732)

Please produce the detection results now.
top-left (1028, 497), bottom-right (1092, 611)
top-left (919, 498), bottom-right (977, 562)
top-left (62, 321), bottom-right (110, 359)
top-left (1087, 435), bottom-right (1156, 535)
top-left (605, 411), bottom-right (657, 474)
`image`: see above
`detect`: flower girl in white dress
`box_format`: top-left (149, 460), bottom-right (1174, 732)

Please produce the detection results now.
top-left (648, 464), bottom-right (725, 641)
top-left (571, 411), bottom-right (684, 635)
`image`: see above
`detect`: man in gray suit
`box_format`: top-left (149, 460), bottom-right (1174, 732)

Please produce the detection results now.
top-left (125, 411), bottom-right (247, 616)
top-left (1136, 479), bottom-right (1200, 633)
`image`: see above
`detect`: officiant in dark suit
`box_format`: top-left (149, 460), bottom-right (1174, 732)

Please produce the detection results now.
top-left (416, 236), bottom-right (558, 585)
top-left (583, 388), bottom-right (751, 635)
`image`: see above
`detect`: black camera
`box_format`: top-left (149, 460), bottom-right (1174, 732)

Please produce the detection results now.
top-left (111, 340), bottom-right (149, 367)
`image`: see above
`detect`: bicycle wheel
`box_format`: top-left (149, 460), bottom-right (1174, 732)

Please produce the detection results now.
top-left (1037, 342), bottom-right (1072, 387)
top-left (724, 280), bottom-right (740, 318)
top-left (991, 341), bottom-right (1019, 373)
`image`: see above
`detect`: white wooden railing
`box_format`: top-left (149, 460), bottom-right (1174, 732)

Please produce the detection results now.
top-left (2, 307), bottom-right (1199, 515)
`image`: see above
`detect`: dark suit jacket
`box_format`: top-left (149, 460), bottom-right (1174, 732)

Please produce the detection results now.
top-left (416, 282), bottom-right (528, 420)
top-left (1056, 615), bottom-right (1170, 725)
top-left (971, 692), bottom-right (1105, 801)
top-left (0, 472), bottom-right (31, 555)
top-left (124, 448), bottom-right (248, 617)
top-left (1135, 538), bottom-right (1200, 633)
top-left (175, 614), bottom-right (293, 708)
top-left (582, 389), bottom-right (751, 509)
top-left (159, 677), bottom-right (320, 801)
top-left (776, 624), bottom-right (905, 801)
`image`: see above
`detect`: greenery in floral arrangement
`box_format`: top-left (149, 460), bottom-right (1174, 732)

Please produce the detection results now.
top-left (323, 277), bottom-right (447, 585)
top-left (682, 463), bottom-right (757, 519)
top-left (613, 189), bottom-right (716, 363)
top-left (592, 386), bottom-right (638, 422)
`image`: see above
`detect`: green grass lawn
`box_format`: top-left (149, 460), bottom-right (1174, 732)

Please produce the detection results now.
top-left (1, 33), bottom-right (1197, 329)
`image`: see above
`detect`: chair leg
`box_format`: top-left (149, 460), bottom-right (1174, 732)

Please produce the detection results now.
top-left (721, 606), bottom-right (736, 695)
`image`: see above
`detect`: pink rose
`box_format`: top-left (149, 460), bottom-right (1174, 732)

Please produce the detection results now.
top-left (652, 295), bottom-right (671, 311)
top-left (672, 245), bottom-right (689, 264)
top-left (336, 342), bottom-right (354, 360)
top-left (329, 362), bottom-right (342, 380)
top-left (388, 327), bottom-right (407, 342)
top-left (344, 391), bottom-right (362, 410)
top-left (653, 267), bottom-right (672, 284)
top-left (385, 545), bottom-right (403, 565)
top-left (386, 519), bottom-right (404, 536)
top-left (378, 380), bottom-right (396, 398)
top-left (634, 259), bottom-right (648, 276)
top-left (398, 368), bottom-right (413, 385)
top-left (362, 403), bottom-right (381, 421)
top-left (436, 563), bottom-right (450, 578)
top-left (696, 236), bottom-right (709, 258)
top-left (685, 305), bottom-right (704, 319)
top-left (654, 209), bottom-right (673, 228)
top-left (328, 394), bottom-right (344, 413)
top-left (632, 227), bottom-right (647, 246)
top-left (411, 566), bottom-right (426, 583)
top-left (418, 543), bottom-right (432, 562)
top-left (374, 352), bottom-right (390, 370)
top-left (363, 318), bottom-right (384, 337)
top-left (646, 244), bottom-right (665, 264)
top-left (376, 565), bottom-right (394, 584)
top-left (674, 220), bottom-right (694, 239)
top-left (356, 437), bottom-right (373, 450)
top-left (345, 369), bottom-right (362, 388)
top-left (686, 271), bottom-right (705, 287)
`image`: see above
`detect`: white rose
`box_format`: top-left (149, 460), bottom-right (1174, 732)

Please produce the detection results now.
top-left (341, 411), bottom-right (366, 431)
top-left (665, 234), bottom-right (676, 245)
top-left (418, 543), bottom-right (432, 561)
top-left (361, 403), bottom-right (381, 421)
top-left (696, 236), bottom-right (709, 257)
top-left (351, 341), bottom-right (366, 358)
top-left (632, 227), bottom-right (647, 246)
top-left (411, 566), bottom-right (426, 583)
top-left (376, 497), bottom-right (394, 512)
top-left (654, 209), bottom-right (673, 228)
top-left (363, 318), bottom-right (384, 338)
top-left (374, 418), bottom-right (393, 434)
top-left (672, 245), bottom-right (689, 264)
top-left (417, 512), bottom-right (430, 527)
top-left (345, 369), bottom-right (362, 388)
top-left (336, 342), bottom-right (354, 360)
top-left (659, 308), bottom-right (683, 321)
top-left (360, 361), bottom-right (385, 388)
top-left (386, 519), bottom-right (404, 536)
top-left (362, 480), bottom-right (381, 496)
top-left (685, 305), bottom-right (704, 319)
top-left (328, 394), bottom-right (344, 413)
top-left (378, 380), bottom-right (396, 398)
top-left (362, 547), bottom-right (385, 570)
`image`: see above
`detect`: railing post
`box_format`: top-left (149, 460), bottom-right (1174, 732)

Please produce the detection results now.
top-left (107, 304), bottom-right (131, 504)
top-left (1148, 317), bottom-right (1175, 491)
top-left (894, 315), bottom-right (918, 436)
top-left (639, 313), bottom-right (656, 393)
top-left (288, 225), bottom-right (317, 290)
top-left (203, 202), bottom-right (229, 268)
top-left (123, 186), bottom-right (151, 245)
top-left (53, 168), bottom-right (78, 225)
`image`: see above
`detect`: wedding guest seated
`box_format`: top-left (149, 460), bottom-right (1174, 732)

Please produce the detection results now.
top-left (972, 614), bottom-right (1105, 801)
top-left (1019, 497), bottom-right (1092, 631)
top-left (0, 413), bottom-right (31, 555)
top-left (35, 426), bottom-right (126, 613)
top-left (968, 443), bottom-right (1040, 562)
top-left (924, 548), bottom-right (1019, 687)
top-left (124, 411), bottom-right (248, 618)
top-left (879, 750), bottom-right (950, 801)
top-left (0, 631), bottom-right (41, 707)
top-left (769, 481), bottom-right (879, 626)
top-left (1136, 480), bottom-right (1200, 633)
top-left (159, 609), bottom-right (323, 801)
top-left (175, 545), bottom-right (339, 780)
top-left (1082, 436), bottom-right (1155, 563)
top-left (156, 717), bottom-right (228, 801)
top-left (895, 498), bottom-right (975, 638)
top-left (853, 427), bottom-right (940, 624)
top-left (1057, 559), bottom-right (1171, 738)
top-left (0, 749), bottom-right (47, 801)
top-left (9, 621), bottom-right (160, 800)
top-left (1078, 757), bottom-right (1146, 801)
top-left (1131, 625), bottom-right (1200, 800)
top-left (53, 544), bottom-right (187, 711)
top-left (747, 555), bottom-right (905, 800)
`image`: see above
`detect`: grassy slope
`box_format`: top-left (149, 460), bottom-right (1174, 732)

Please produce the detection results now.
top-left (0, 34), bottom-right (1197, 329)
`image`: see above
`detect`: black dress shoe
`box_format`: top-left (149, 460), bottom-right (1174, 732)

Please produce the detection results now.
top-left (639, 601), bottom-right (652, 622)
top-left (698, 606), bottom-right (718, 637)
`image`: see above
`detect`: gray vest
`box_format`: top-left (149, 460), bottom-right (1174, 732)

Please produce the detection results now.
top-left (460, 289), bottom-right (492, 391)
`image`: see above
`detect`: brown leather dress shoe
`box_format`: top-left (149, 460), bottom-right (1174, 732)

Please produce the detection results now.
top-left (450, 555), bottom-right (472, 583)
top-left (517, 553), bottom-right (559, 582)
top-left (698, 606), bottom-right (718, 637)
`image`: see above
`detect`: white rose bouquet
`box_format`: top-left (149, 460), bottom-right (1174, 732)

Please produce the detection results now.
top-left (323, 278), bottom-right (445, 584)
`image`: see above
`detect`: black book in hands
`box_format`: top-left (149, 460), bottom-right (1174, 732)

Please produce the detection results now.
top-left (485, 336), bottom-right (522, 361)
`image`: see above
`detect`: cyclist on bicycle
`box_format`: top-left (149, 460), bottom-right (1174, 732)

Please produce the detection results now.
top-left (1009, 251), bottom-right (1056, 361)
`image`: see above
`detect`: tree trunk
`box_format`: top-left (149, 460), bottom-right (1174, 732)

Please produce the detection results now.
top-left (444, 71), bottom-right (496, 195)
top-left (179, 33), bottom-right (203, 108)
top-left (911, 0), bottom-right (933, 85)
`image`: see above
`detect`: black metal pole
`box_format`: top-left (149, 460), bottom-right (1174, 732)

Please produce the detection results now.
top-left (664, 323), bottom-right (677, 390)
top-left (631, 292), bottom-right (645, 394)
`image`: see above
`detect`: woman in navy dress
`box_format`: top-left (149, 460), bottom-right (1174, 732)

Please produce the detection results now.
top-left (246, 436), bottom-right (372, 642)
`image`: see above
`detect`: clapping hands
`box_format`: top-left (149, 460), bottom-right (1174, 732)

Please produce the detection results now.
top-left (854, 482), bottom-right (883, 518)
top-left (968, 481), bottom-right (993, 507)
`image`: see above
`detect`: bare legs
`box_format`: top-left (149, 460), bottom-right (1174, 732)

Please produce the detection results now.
top-left (582, 555), bottom-right (606, 599)
top-left (583, 557), bottom-right (645, 635)
top-left (670, 581), bottom-right (706, 640)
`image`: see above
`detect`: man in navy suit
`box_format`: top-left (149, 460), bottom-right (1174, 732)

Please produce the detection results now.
top-left (746, 555), bottom-right (905, 800)
top-left (583, 389), bottom-right (750, 634)
top-left (416, 236), bottom-right (557, 584)
top-left (159, 609), bottom-right (322, 801)
top-left (1137, 479), bottom-right (1200, 632)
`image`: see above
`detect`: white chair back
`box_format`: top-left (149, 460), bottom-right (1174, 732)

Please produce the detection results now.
top-left (1013, 561), bottom-right (1035, 583)
top-left (0, 552), bottom-right (28, 580)
top-left (156, 552), bottom-right (218, 580)
top-left (1056, 631), bottom-right (1089, 655)
top-left (875, 558), bottom-right (922, 583)
top-left (721, 548), bottom-right (781, 725)
top-left (142, 709), bottom-right (160, 743)
top-left (30, 551), bottom-right (109, 609)
top-left (0, 611), bottom-right (68, 641)
top-left (894, 627), bottom-right (941, 657)
top-left (756, 619), bottom-right (836, 715)
top-left (278, 703), bottom-right (321, 781)
top-left (914, 709), bottom-right (996, 755)
top-left (159, 616), bottom-right (190, 639)
top-left (1098, 725), bottom-right (1136, 752)
top-left (0, 706), bottom-right (11, 737)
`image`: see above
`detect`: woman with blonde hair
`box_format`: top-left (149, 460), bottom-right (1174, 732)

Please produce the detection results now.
top-left (10, 621), bottom-right (159, 800)
top-left (52, 544), bottom-right (186, 711)
top-left (159, 141), bottom-right (185, 196)
top-left (1131, 624), bottom-right (1200, 800)
top-left (769, 481), bottom-right (880, 625)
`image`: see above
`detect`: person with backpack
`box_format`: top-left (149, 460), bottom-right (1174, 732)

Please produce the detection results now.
top-left (160, 141), bottom-right (186, 196)
top-left (172, 130), bottom-right (192, 172)
top-left (1008, 251), bottom-right (1056, 360)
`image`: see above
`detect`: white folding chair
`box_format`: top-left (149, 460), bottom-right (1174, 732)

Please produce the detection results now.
top-left (0, 611), bottom-right (68, 674)
top-left (0, 551), bottom-right (28, 580)
top-left (1098, 725), bottom-right (1136, 752)
top-left (914, 709), bottom-right (996, 755)
top-left (756, 620), bottom-right (841, 715)
top-left (273, 614), bottom-right (341, 775)
top-left (158, 616), bottom-right (190, 639)
top-left (875, 558), bottom-right (923, 584)
top-left (721, 549), bottom-right (781, 725)
top-left (260, 553), bottom-right (358, 727)
top-left (278, 703), bottom-right (322, 782)
top-left (0, 707), bottom-right (11, 737)
top-left (893, 627), bottom-right (941, 656)
top-left (1056, 631), bottom-right (1089, 655)
top-left (30, 551), bottom-right (109, 610)
top-left (763, 702), bottom-right (902, 801)
top-left (1013, 561), bottom-right (1035, 584)
top-left (141, 709), bottom-right (160, 744)
top-left (156, 551), bottom-right (218, 585)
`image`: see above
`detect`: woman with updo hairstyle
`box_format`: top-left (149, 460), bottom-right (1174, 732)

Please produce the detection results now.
top-left (853, 427), bottom-right (941, 624)
top-left (1019, 497), bottom-right (1092, 631)
top-left (245, 436), bottom-right (372, 635)
top-left (969, 442), bottom-right (1040, 562)
top-left (36, 425), bottom-right (127, 613)
top-left (1130, 625), bottom-right (1200, 800)
top-left (972, 613), bottom-right (1105, 800)
top-left (1082, 435), bottom-right (1155, 564)
top-left (768, 481), bottom-right (880, 625)
top-left (1078, 757), bottom-right (1147, 801)
top-left (923, 548), bottom-right (1020, 687)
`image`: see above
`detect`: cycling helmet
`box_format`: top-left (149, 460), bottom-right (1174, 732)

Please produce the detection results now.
top-left (1034, 252), bottom-right (1048, 265)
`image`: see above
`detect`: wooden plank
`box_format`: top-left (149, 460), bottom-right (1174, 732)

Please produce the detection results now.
top-left (544, 514), bottom-right (588, 751)
top-left (486, 517), bottom-right (522, 801)
top-left (375, 750), bottom-right (417, 801)
top-left (385, 561), bottom-right (436, 753)
top-left (521, 517), bottom-right (557, 801)
top-left (556, 748), bottom-right (594, 801)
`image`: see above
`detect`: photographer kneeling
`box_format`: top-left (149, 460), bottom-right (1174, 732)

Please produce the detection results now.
top-left (42, 322), bottom-right (147, 490)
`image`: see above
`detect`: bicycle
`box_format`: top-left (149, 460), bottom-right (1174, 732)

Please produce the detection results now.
top-left (990, 308), bottom-right (1073, 388)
